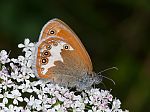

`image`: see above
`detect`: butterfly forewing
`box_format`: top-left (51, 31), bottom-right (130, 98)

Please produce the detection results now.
top-left (39, 19), bottom-right (93, 74)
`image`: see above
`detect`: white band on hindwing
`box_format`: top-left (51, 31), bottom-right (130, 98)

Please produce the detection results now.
top-left (37, 37), bottom-right (74, 75)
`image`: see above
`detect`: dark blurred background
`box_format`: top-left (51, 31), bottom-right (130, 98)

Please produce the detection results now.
top-left (0, 0), bottom-right (150, 111)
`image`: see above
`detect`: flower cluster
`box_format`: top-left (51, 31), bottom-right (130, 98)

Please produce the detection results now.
top-left (0, 38), bottom-right (128, 112)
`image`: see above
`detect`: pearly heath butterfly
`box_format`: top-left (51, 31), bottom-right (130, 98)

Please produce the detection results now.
top-left (33, 18), bottom-right (104, 90)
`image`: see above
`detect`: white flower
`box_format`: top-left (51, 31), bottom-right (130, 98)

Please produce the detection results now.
top-left (25, 95), bottom-right (42, 111)
top-left (38, 94), bottom-right (51, 111)
top-left (0, 92), bottom-right (13, 104)
top-left (3, 104), bottom-right (24, 112)
top-left (0, 50), bottom-right (10, 64)
top-left (17, 56), bottom-right (25, 65)
top-left (49, 97), bottom-right (57, 105)
top-left (112, 99), bottom-right (121, 110)
top-left (18, 80), bottom-right (33, 93)
top-left (73, 101), bottom-right (85, 110)
top-left (63, 100), bottom-right (72, 108)
top-left (0, 67), bottom-right (9, 79)
top-left (18, 39), bottom-right (35, 64)
top-left (0, 78), bottom-right (14, 91)
top-left (11, 89), bottom-right (23, 105)
top-left (18, 38), bottom-right (34, 50)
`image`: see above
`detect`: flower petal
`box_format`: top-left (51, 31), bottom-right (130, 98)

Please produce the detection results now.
top-left (24, 38), bottom-right (30, 45)
top-left (13, 99), bottom-right (18, 105)
top-left (0, 94), bottom-right (3, 98)
top-left (28, 43), bottom-right (34, 47)
top-left (18, 44), bottom-right (25, 48)
top-left (3, 98), bottom-right (8, 104)
top-left (17, 97), bottom-right (23, 102)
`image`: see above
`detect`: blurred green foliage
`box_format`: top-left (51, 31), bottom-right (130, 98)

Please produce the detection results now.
top-left (0, 0), bottom-right (150, 111)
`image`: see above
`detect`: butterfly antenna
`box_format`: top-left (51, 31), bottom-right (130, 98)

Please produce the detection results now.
top-left (100, 81), bottom-right (107, 90)
top-left (98, 67), bottom-right (118, 75)
top-left (97, 67), bottom-right (118, 85)
top-left (101, 75), bottom-right (115, 85)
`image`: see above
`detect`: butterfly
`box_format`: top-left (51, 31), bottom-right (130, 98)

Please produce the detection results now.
top-left (33, 18), bottom-right (103, 90)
